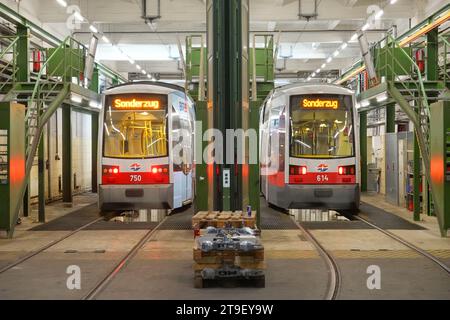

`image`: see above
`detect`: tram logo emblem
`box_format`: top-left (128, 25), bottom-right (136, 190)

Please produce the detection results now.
top-left (317, 164), bottom-right (329, 172)
top-left (130, 163), bottom-right (142, 172)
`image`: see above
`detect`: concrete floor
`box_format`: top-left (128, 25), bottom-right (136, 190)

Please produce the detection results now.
top-left (0, 192), bottom-right (449, 300)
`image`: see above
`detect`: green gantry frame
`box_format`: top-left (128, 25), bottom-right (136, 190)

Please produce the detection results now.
top-left (351, 5), bottom-right (450, 236)
top-left (0, 3), bottom-right (126, 237)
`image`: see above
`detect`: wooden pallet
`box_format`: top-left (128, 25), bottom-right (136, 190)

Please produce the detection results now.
top-left (192, 211), bottom-right (256, 229)
top-left (194, 270), bottom-right (265, 288)
top-left (193, 248), bottom-right (265, 264)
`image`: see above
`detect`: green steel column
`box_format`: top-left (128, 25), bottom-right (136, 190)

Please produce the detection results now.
top-left (426, 28), bottom-right (438, 216)
top-left (16, 24), bottom-right (29, 82)
top-left (62, 106), bottom-right (72, 203)
top-left (90, 67), bottom-right (100, 193)
top-left (195, 101), bottom-right (209, 212)
top-left (112, 76), bottom-right (119, 86)
top-left (413, 132), bottom-right (421, 221)
top-left (91, 112), bottom-right (99, 193)
top-left (360, 111), bottom-right (368, 192)
top-left (89, 66), bottom-right (100, 94)
top-left (426, 28), bottom-right (438, 82)
top-left (249, 100), bottom-right (261, 227)
top-left (207, 0), bottom-right (249, 212)
top-left (38, 131), bottom-right (45, 222)
top-left (17, 25), bottom-right (30, 217)
top-left (386, 103), bottom-right (396, 134)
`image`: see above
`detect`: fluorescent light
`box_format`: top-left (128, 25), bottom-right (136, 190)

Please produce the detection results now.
top-left (89, 101), bottom-right (101, 109)
top-left (71, 95), bottom-right (82, 104)
top-left (341, 42), bottom-right (348, 50)
top-left (74, 11), bottom-right (84, 22)
top-left (327, 57), bottom-right (333, 63)
top-left (390, 0), bottom-right (397, 4)
top-left (311, 72), bottom-right (316, 77)
top-left (128, 58), bottom-right (135, 65)
top-left (152, 78), bottom-right (157, 82)
top-left (136, 65), bottom-right (142, 70)
top-left (147, 74), bottom-right (152, 79)
top-left (350, 33), bottom-right (358, 42)
top-left (56, 0), bottom-right (67, 7)
top-left (307, 77), bottom-right (311, 81)
top-left (321, 63), bottom-right (326, 69)
top-left (361, 100), bottom-right (370, 108)
top-left (374, 10), bottom-right (384, 20)
top-left (316, 69), bottom-right (321, 73)
top-left (333, 50), bottom-right (340, 57)
top-left (142, 70), bottom-right (147, 75)
top-left (102, 36), bottom-right (110, 44)
top-left (376, 93), bottom-right (388, 103)
top-left (361, 23), bottom-right (370, 31)
top-left (89, 25), bottom-right (98, 33)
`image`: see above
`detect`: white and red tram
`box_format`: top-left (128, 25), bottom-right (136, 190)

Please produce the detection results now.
top-left (98, 82), bottom-right (195, 212)
top-left (260, 83), bottom-right (360, 213)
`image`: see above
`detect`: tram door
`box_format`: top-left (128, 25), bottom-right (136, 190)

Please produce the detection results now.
top-left (171, 101), bottom-right (193, 207)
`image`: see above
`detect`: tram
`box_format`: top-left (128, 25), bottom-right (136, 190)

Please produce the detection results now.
top-left (260, 83), bottom-right (360, 213)
top-left (98, 82), bottom-right (195, 211)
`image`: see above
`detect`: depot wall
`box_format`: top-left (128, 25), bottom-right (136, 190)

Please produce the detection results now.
top-left (29, 109), bottom-right (93, 203)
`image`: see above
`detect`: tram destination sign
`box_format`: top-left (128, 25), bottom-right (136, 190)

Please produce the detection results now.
top-left (301, 97), bottom-right (340, 110)
top-left (108, 93), bottom-right (167, 111)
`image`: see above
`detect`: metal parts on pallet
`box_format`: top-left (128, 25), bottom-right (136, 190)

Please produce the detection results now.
top-left (197, 227), bottom-right (263, 252)
top-left (201, 266), bottom-right (265, 280)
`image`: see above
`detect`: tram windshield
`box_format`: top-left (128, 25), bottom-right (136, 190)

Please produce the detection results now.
top-left (103, 93), bottom-right (168, 159)
top-left (290, 94), bottom-right (355, 159)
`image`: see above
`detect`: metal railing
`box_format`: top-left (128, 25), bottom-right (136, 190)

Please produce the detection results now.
top-left (0, 36), bottom-right (19, 92)
top-left (439, 34), bottom-right (450, 85)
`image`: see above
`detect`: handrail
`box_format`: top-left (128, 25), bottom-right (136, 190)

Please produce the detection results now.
top-left (0, 36), bottom-right (19, 61)
top-left (336, 4), bottom-right (450, 84)
top-left (388, 35), bottom-right (430, 114)
top-left (29, 36), bottom-right (70, 104)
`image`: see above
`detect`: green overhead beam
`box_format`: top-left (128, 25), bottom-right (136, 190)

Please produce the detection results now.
top-left (0, 3), bottom-right (60, 47)
top-left (0, 3), bottom-right (126, 84)
top-left (337, 4), bottom-right (450, 84)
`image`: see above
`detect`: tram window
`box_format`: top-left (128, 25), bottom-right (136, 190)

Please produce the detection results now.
top-left (290, 95), bottom-right (354, 159)
top-left (103, 106), bottom-right (168, 159)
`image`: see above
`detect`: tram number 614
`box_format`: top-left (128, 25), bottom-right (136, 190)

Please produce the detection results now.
top-left (316, 174), bottom-right (329, 183)
top-left (130, 175), bottom-right (142, 182)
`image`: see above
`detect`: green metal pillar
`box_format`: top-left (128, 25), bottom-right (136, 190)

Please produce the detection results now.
top-left (90, 66), bottom-right (100, 194)
top-left (249, 100), bottom-right (261, 227)
top-left (426, 28), bottom-right (439, 217)
top-left (38, 131), bottom-right (45, 222)
top-left (16, 24), bottom-right (29, 83)
top-left (112, 76), bottom-right (119, 86)
top-left (426, 28), bottom-right (439, 82)
top-left (62, 105), bottom-right (72, 203)
top-left (195, 101), bottom-right (209, 212)
top-left (207, 0), bottom-right (249, 212)
top-left (91, 112), bottom-right (99, 193)
top-left (413, 132), bottom-right (421, 221)
top-left (16, 24), bottom-right (30, 218)
top-left (360, 111), bottom-right (368, 192)
top-left (89, 66), bottom-right (100, 94)
top-left (386, 103), bottom-right (396, 134)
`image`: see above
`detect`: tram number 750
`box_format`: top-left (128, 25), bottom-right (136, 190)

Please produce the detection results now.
top-left (316, 174), bottom-right (329, 183)
top-left (130, 175), bottom-right (142, 182)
